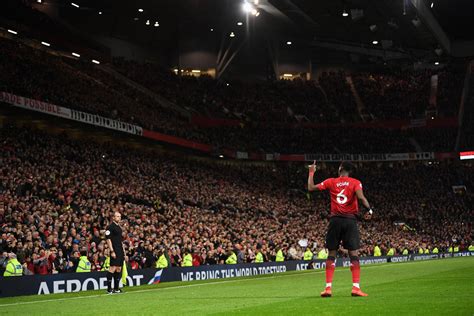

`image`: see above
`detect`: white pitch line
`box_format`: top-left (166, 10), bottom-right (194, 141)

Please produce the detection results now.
top-left (0, 259), bottom-right (461, 308)
top-left (0, 269), bottom-right (329, 307)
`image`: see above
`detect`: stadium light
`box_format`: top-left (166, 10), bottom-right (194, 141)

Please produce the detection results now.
top-left (92, 59), bottom-right (100, 64)
top-left (37, 0), bottom-right (42, 3)
top-left (210, 28), bottom-right (214, 32)
top-left (251, 9), bottom-right (258, 15)
top-left (154, 22), bottom-right (159, 27)
top-left (230, 32), bottom-right (235, 38)
top-left (71, 3), bottom-right (79, 8)
top-left (99, 11), bottom-right (102, 15)
top-left (283, 74), bottom-right (293, 77)
top-left (342, 9), bottom-right (349, 17)
top-left (146, 20), bottom-right (150, 25)
top-left (138, 8), bottom-right (144, 12)
top-left (255, 11), bottom-right (260, 16)
top-left (41, 41), bottom-right (51, 47)
top-left (286, 41), bottom-right (292, 45)
top-left (434, 61), bottom-right (439, 65)
top-left (372, 40), bottom-right (378, 45)
top-left (72, 52), bottom-right (81, 57)
top-left (254, 0), bottom-right (259, 4)
top-left (7, 29), bottom-right (18, 35)
top-left (219, 154), bottom-right (224, 158)
top-left (237, 22), bottom-right (243, 26)
top-left (243, 2), bottom-right (253, 13)
top-left (431, 2), bottom-right (434, 8)
top-left (191, 70), bottom-right (201, 73)
top-left (226, 83), bottom-right (230, 86)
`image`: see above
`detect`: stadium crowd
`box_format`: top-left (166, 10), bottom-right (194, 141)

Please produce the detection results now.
top-left (0, 126), bottom-right (472, 275)
top-left (0, 36), bottom-right (463, 154)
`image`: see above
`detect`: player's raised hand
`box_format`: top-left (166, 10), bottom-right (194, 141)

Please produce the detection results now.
top-left (308, 160), bottom-right (316, 174)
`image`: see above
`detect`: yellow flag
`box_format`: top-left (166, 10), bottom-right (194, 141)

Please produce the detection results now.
top-left (121, 261), bottom-right (128, 285)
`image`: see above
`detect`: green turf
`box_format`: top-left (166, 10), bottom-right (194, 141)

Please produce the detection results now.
top-left (1, 257), bottom-right (473, 315)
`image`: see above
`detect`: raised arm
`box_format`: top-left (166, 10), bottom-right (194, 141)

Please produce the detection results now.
top-left (307, 161), bottom-right (318, 191)
top-left (308, 161), bottom-right (329, 192)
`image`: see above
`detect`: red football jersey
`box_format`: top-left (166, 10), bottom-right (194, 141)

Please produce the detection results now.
top-left (316, 176), bottom-right (362, 217)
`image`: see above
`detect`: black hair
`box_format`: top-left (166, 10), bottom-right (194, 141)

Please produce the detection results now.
top-left (339, 161), bottom-right (355, 175)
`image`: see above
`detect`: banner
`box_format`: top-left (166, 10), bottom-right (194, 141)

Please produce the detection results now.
top-left (1, 92), bottom-right (142, 136)
top-left (0, 253), bottom-right (472, 298)
top-left (0, 91), bottom-right (71, 119)
top-left (304, 152), bottom-right (434, 162)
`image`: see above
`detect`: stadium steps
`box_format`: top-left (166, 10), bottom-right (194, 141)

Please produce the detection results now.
top-left (455, 60), bottom-right (474, 151)
top-left (98, 64), bottom-right (191, 119)
top-left (409, 137), bottom-right (423, 153)
top-left (345, 76), bottom-right (371, 122)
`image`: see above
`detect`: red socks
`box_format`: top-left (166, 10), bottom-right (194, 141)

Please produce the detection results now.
top-left (325, 256), bottom-right (336, 287)
top-left (350, 256), bottom-right (360, 286)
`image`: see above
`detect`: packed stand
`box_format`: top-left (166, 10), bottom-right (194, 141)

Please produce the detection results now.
top-left (0, 126), bottom-right (472, 276)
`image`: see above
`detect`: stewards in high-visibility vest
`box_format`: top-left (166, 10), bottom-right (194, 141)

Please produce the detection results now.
top-left (402, 249), bottom-right (409, 255)
top-left (226, 250), bottom-right (237, 264)
top-left (418, 247), bottom-right (424, 254)
top-left (432, 247), bottom-right (439, 254)
top-left (275, 249), bottom-right (285, 262)
top-left (454, 246), bottom-right (459, 252)
top-left (3, 254), bottom-right (23, 277)
top-left (303, 248), bottom-right (313, 261)
top-left (76, 251), bottom-right (92, 273)
top-left (317, 248), bottom-right (328, 259)
top-left (255, 251), bottom-right (264, 263)
top-left (469, 245), bottom-right (474, 252)
top-left (387, 248), bottom-right (395, 256)
top-left (373, 245), bottom-right (382, 257)
top-left (156, 254), bottom-right (168, 268)
top-left (182, 249), bottom-right (193, 267)
top-left (101, 256), bottom-right (110, 271)
top-left (424, 248), bottom-right (430, 254)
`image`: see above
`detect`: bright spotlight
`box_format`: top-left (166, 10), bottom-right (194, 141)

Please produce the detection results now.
top-left (430, 2), bottom-right (434, 8)
top-left (342, 9), bottom-right (349, 17)
top-left (92, 59), bottom-right (100, 64)
top-left (99, 11), bottom-right (102, 15)
top-left (7, 29), bottom-right (18, 35)
top-left (434, 61), bottom-right (439, 65)
top-left (138, 8), bottom-right (144, 12)
top-left (146, 20), bottom-right (150, 25)
top-left (243, 2), bottom-right (253, 13)
top-left (372, 40), bottom-right (378, 45)
top-left (237, 22), bottom-right (243, 26)
top-left (286, 41), bottom-right (292, 45)
top-left (154, 22), bottom-right (159, 27)
top-left (230, 32), bottom-right (235, 38)
top-left (71, 3), bottom-right (79, 8)
top-left (41, 41), bottom-right (50, 47)
top-left (72, 52), bottom-right (81, 57)
top-left (255, 11), bottom-right (260, 17)
top-left (251, 9), bottom-right (258, 15)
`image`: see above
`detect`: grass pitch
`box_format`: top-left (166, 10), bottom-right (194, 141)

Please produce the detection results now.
top-left (0, 257), bottom-right (473, 315)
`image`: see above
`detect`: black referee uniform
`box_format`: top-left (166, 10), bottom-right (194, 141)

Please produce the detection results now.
top-left (106, 221), bottom-right (124, 293)
top-left (106, 222), bottom-right (124, 266)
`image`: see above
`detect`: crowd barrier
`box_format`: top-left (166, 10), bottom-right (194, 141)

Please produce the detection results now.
top-left (0, 252), bottom-right (472, 298)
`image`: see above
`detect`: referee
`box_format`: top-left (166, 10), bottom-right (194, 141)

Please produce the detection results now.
top-left (106, 211), bottom-right (126, 294)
